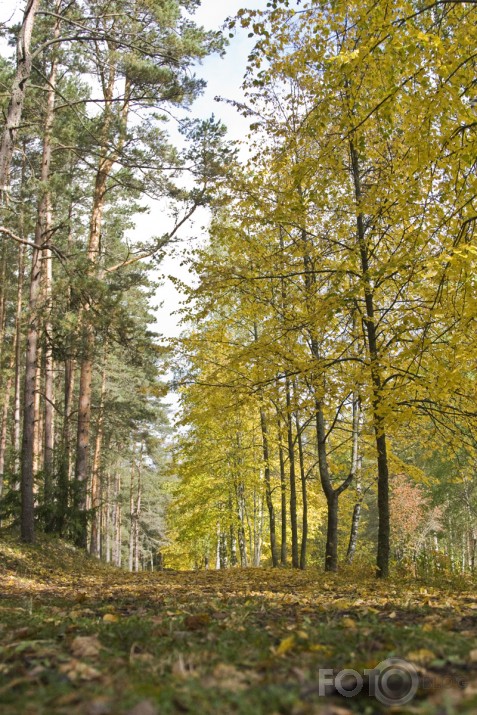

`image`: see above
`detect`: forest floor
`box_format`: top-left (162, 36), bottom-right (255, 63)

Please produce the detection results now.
top-left (1, 535), bottom-right (477, 715)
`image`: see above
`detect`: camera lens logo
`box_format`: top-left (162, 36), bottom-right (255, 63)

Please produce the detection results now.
top-left (370, 658), bottom-right (419, 706)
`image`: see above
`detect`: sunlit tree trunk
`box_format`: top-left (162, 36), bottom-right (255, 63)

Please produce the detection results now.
top-left (20, 22), bottom-right (58, 543)
top-left (74, 75), bottom-right (130, 547)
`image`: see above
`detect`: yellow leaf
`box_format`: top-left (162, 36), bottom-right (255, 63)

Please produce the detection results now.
top-left (275, 635), bottom-right (295, 656)
top-left (103, 613), bottom-right (119, 623)
top-left (406, 648), bottom-right (436, 665)
top-left (341, 617), bottom-right (357, 629)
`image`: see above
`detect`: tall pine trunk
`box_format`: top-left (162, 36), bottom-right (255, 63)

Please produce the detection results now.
top-left (13, 244), bottom-right (25, 477)
top-left (74, 74), bottom-right (130, 547)
top-left (21, 43), bottom-right (57, 542)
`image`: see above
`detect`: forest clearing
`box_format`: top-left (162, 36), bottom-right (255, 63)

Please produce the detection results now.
top-left (1, 0), bottom-right (477, 712)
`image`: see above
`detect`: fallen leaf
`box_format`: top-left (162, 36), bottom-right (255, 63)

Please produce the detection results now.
top-left (59, 659), bottom-right (101, 681)
top-left (102, 613), bottom-right (119, 623)
top-left (406, 648), bottom-right (436, 665)
top-left (275, 635), bottom-right (296, 655)
top-left (71, 635), bottom-right (102, 658)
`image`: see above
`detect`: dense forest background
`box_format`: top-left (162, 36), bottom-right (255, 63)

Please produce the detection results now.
top-left (0, 0), bottom-right (476, 580)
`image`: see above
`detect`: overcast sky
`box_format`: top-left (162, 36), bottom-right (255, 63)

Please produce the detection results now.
top-left (0, 0), bottom-right (265, 339)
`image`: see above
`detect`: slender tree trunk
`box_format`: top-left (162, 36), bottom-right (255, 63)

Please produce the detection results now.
top-left (32, 348), bottom-right (42, 477)
top-left (57, 357), bottom-right (75, 534)
top-left (286, 378), bottom-right (299, 568)
top-left (350, 140), bottom-right (390, 578)
top-left (259, 405), bottom-right (278, 567)
top-left (236, 480), bottom-right (248, 567)
top-left (219, 531), bottom-right (227, 569)
top-left (134, 469), bottom-right (141, 572)
top-left (20, 24), bottom-right (58, 543)
top-left (346, 500), bottom-right (362, 564)
top-left (13, 244), bottom-right (25, 478)
top-left (89, 363), bottom-right (107, 557)
top-left (0, 0), bottom-right (41, 195)
top-left (41, 6), bottom-right (59, 505)
top-left (253, 490), bottom-right (263, 567)
top-left (216, 522), bottom-right (221, 569)
top-left (113, 472), bottom-right (121, 566)
top-left (74, 75), bottom-right (130, 547)
top-left (0, 362), bottom-right (14, 496)
top-left (346, 451), bottom-right (363, 563)
top-left (315, 393), bottom-right (359, 572)
top-left (276, 409), bottom-right (287, 565)
top-left (0, 243), bottom-right (7, 378)
top-left (229, 518), bottom-right (238, 567)
top-left (129, 465), bottom-right (135, 572)
top-left (43, 242), bottom-right (55, 513)
top-left (295, 400), bottom-right (308, 570)
top-left (21, 237), bottom-right (41, 542)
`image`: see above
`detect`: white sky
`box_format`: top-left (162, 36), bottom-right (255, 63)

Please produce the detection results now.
top-left (0, 0), bottom-right (266, 340)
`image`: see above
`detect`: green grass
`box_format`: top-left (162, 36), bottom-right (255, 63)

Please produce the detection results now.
top-left (1, 532), bottom-right (477, 714)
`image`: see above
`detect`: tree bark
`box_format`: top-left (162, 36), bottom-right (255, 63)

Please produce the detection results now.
top-left (294, 393), bottom-right (308, 570)
top-left (234, 480), bottom-right (247, 566)
top-left (0, 0), bottom-right (41, 196)
top-left (259, 405), bottom-right (278, 567)
top-left (286, 377), bottom-right (299, 568)
top-left (0, 361), bottom-right (14, 497)
top-left (350, 140), bottom-right (390, 578)
top-left (129, 464), bottom-right (135, 572)
top-left (0, 243), bottom-right (7, 379)
top-left (74, 74), bottom-right (130, 547)
top-left (315, 391), bottom-right (360, 572)
top-left (13, 244), bottom-right (25, 478)
top-left (113, 472), bottom-right (122, 566)
top-left (134, 467), bottom-right (141, 572)
top-left (20, 16), bottom-right (58, 542)
top-left (89, 362), bottom-right (107, 557)
top-left (276, 408), bottom-right (287, 566)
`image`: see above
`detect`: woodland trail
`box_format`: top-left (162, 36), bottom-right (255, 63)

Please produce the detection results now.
top-left (1, 535), bottom-right (477, 715)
